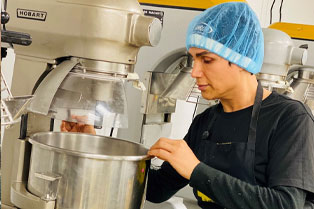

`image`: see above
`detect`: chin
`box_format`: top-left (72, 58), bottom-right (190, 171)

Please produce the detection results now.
top-left (201, 92), bottom-right (217, 100)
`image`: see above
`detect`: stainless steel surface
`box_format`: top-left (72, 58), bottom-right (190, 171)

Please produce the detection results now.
top-left (28, 59), bottom-right (143, 128)
top-left (2, 204), bottom-right (17, 209)
top-left (142, 72), bottom-right (176, 114)
top-left (150, 72), bottom-right (178, 95)
top-left (1, 70), bottom-right (13, 97)
top-left (150, 48), bottom-right (188, 73)
top-left (257, 73), bottom-right (292, 93)
top-left (1, 96), bottom-right (33, 125)
top-left (259, 28), bottom-right (308, 93)
top-left (144, 197), bottom-right (199, 209)
top-left (141, 48), bottom-right (194, 115)
top-left (2, 113), bottom-right (53, 208)
top-left (159, 51), bottom-right (196, 100)
top-left (297, 66), bottom-right (314, 80)
top-left (11, 182), bottom-right (55, 209)
top-left (1, 99), bottom-right (14, 124)
top-left (160, 67), bottom-right (196, 100)
top-left (27, 58), bottom-right (79, 115)
top-left (11, 135), bottom-right (32, 184)
top-left (148, 18), bottom-right (163, 46)
top-left (261, 28), bottom-right (308, 77)
top-left (28, 132), bottom-right (151, 209)
top-left (78, 59), bottom-right (134, 75)
top-left (285, 66), bottom-right (314, 111)
top-left (130, 14), bottom-right (162, 47)
top-left (7, 0), bottom-right (161, 64)
top-left (34, 172), bottom-right (61, 201)
top-left (3, 1), bottom-right (162, 208)
top-left (1, 71), bottom-right (33, 125)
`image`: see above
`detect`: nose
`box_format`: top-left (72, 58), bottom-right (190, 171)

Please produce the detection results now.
top-left (191, 61), bottom-right (203, 78)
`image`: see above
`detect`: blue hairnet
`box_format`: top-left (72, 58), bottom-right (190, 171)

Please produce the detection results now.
top-left (186, 2), bottom-right (264, 74)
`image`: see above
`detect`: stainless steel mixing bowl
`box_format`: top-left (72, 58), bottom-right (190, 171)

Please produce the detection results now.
top-left (28, 132), bottom-right (151, 209)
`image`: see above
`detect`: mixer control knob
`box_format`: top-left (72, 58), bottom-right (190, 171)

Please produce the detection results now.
top-left (129, 14), bottom-right (162, 47)
top-left (1, 11), bottom-right (10, 24)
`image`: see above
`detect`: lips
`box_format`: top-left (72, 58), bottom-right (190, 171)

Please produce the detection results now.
top-left (197, 84), bottom-right (209, 91)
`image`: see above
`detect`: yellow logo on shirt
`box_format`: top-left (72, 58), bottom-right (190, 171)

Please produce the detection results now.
top-left (197, 190), bottom-right (214, 202)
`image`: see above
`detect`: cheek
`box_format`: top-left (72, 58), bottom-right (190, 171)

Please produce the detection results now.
top-left (204, 67), bottom-right (236, 90)
top-left (225, 69), bottom-right (240, 83)
top-left (203, 65), bottom-right (224, 83)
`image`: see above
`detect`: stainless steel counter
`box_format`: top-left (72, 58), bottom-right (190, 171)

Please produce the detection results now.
top-left (144, 197), bottom-right (199, 209)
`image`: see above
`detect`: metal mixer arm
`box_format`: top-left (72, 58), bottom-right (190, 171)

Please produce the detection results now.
top-left (11, 182), bottom-right (55, 209)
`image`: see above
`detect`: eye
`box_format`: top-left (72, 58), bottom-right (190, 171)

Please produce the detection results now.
top-left (203, 58), bottom-right (212, 64)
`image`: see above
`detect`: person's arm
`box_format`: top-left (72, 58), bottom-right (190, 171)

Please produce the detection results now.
top-left (146, 111), bottom-right (208, 203)
top-left (146, 161), bottom-right (189, 203)
top-left (147, 111), bottom-right (314, 208)
top-left (190, 162), bottom-right (307, 209)
top-left (189, 107), bottom-right (313, 208)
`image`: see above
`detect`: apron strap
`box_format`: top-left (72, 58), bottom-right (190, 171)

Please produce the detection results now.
top-left (247, 81), bottom-right (263, 144)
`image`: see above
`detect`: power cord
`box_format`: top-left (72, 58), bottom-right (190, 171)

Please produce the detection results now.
top-left (270, 0), bottom-right (276, 25)
top-left (279, 0), bottom-right (284, 22)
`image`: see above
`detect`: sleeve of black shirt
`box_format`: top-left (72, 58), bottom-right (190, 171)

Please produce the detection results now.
top-left (190, 162), bottom-right (308, 209)
top-left (146, 161), bottom-right (189, 203)
top-left (146, 109), bottom-right (205, 203)
top-left (266, 111), bottom-right (314, 193)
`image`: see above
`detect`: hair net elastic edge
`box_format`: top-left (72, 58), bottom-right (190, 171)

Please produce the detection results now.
top-left (186, 34), bottom-right (261, 74)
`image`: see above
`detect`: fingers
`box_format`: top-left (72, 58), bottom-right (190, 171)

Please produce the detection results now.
top-left (68, 121), bottom-right (77, 127)
top-left (76, 123), bottom-right (86, 131)
top-left (82, 125), bottom-right (96, 135)
top-left (148, 148), bottom-right (172, 161)
top-left (70, 125), bottom-right (79, 132)
top-left (150, 141), bottom-right (174, 154)
top-left (148, 138), bottom-right (186, 162)
top-left (60, 121), bottom-right (68, 132)
top-left (61, 119), bottom-right (96, 134)
top-left (61, 121), bottom-right (75, 132)
top-left (148, 138), bottom-right (200, 179)
top-left (149, 138), bottom-right (186, 153)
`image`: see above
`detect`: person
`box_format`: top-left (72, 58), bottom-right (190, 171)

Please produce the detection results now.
top-left (60, 2), bottom-right (314, 208)
top-left (145, 2), bottom-right (314, 209)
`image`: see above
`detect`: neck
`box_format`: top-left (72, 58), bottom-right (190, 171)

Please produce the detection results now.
top-left (220, 77), bottom-right (271, 112)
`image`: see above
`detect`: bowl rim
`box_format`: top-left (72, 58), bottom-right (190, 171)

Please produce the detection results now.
top-left (29, 132), bottom-right (152, 161)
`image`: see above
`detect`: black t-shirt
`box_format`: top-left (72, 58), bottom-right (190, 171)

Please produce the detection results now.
top-left (146, 92), bottom-right (314, 208)
top-left (186, 92), bottom-right (314, 191)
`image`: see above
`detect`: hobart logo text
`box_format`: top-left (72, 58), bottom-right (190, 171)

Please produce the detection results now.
top-left (17, 9), bottom-right (47, 21)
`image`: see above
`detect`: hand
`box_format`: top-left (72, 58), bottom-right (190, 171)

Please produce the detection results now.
top-left (60, 115), bottom-right (96, 135)
top-left (148, 137), bottom-right (200, 180)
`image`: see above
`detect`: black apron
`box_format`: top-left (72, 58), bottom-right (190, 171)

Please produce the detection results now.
top-left (193, 82), bottom-right (263, 209)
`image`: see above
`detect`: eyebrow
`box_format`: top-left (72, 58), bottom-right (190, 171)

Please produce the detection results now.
top-left (195, 51), bottom-right (213, 57)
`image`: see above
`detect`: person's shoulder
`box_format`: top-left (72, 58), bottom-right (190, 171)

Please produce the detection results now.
top-left (263, 92), bottom-right (313, 119)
